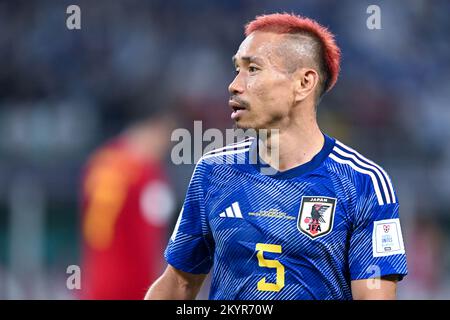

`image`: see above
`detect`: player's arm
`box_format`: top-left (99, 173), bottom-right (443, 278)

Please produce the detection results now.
top-left (144, 265), bottom-right (207, 300)
top-left (348, 170), bottom-right (407, 300)
top-left (147, 159), bottom-right (212, 300)
top-left (351, 275), bottom-right (399, 300)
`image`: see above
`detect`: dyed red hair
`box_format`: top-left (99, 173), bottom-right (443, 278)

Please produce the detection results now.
top-left (245, 13), bottom-right (341, 93)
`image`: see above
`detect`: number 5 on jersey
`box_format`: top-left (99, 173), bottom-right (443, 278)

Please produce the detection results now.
top-left (256, 243), bottom-right (285, 292)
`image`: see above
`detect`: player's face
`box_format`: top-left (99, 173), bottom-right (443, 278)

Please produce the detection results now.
top-left (228, 31), bottom-right (296, 130)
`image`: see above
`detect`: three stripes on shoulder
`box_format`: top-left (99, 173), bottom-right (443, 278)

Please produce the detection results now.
top-left (329, 140), bottom-right (396, 206)
top-left (201, 138), bottom-right (253, 161)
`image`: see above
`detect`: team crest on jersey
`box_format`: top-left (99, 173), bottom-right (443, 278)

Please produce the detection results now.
top-left (297, 196), bottom-right (337, 239)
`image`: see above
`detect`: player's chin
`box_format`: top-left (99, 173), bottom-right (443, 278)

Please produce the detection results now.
top-left (234, 120), bottom-right (256, 131)
top-left (233, 115), bottom-right (267, 132)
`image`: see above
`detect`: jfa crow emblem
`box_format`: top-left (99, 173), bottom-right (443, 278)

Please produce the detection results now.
top-left (297, 196), bottom-right (336, 239)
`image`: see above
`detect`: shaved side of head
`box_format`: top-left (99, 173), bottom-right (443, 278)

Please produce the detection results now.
top-left (245, 13), bottom-right (341, 99)
top-left (273, 33), bottom-right (328, 99)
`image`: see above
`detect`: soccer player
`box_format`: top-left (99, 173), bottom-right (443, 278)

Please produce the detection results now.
top-left (145, 13), bottom-right (407, 300)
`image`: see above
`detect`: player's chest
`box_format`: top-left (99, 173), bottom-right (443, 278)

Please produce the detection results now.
top-left (205, 177), bottom-right (352, 250)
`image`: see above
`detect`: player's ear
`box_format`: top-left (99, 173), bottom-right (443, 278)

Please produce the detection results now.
top-left (293, 68), bottom-right (319, 103)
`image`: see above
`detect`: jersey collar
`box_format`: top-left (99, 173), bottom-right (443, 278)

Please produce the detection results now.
top-left (248, 133), bottom-right (335, 180)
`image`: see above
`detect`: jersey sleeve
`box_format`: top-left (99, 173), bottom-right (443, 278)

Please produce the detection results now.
top-left (164, 160), bottom-right (214, 274)
top-left (348, 175), bottom-right (408, 281)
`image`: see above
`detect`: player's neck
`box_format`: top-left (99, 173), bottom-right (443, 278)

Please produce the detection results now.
top-left (258, 118), bottom-right (324, 172)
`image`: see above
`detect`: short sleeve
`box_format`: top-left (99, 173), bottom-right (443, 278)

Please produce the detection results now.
top-left (164, 160), bottom-right (214, 274)
top-left (349, 178), bottom-right (408, 281)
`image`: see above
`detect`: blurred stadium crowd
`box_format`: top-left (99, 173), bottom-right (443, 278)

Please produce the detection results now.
top-left (0, 0), bottom-right (449, 299)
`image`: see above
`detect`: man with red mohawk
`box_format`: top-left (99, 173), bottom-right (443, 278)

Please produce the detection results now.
top-left (146, 13), bottom-right (407, 300)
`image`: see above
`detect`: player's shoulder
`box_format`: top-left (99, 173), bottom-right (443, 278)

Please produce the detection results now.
top-left (197, 137), bottom-right (254, 167)
top-left (186, 138), bottom-right (254, 188)
top-left (326, 138), bottom-right (396, 206)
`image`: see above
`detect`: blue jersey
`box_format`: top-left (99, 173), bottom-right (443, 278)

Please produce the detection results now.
top-left (165, 134), bottom-right (407, 300)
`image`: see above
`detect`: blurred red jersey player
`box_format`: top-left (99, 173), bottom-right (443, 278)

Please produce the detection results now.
top-left (80, 113), bottom-right (175, 299)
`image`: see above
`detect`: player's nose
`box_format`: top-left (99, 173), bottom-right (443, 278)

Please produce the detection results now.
top-left (228, 74), bottom-right (244, 95)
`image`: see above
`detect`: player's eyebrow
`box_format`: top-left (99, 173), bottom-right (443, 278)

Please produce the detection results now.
top-left (232, 55), bottom-right (264, 67)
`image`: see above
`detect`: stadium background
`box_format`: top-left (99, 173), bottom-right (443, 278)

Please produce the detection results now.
top-left (0, 0), bottom-right (449, 299)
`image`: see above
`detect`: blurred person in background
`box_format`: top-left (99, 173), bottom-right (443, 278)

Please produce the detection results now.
top-left (79, 106), bottom-right (176, 299)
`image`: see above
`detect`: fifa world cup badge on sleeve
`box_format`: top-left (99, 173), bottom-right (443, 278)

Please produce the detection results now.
top-left (372, 218), bottom-right (405, 257)
top-left (297, 196), bottom-right (337, 239)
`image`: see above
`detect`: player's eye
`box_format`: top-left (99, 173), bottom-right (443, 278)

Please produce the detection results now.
top-left (234, 68), bottom-right (240, 75)
top-left (248, 65), bottom-right (260, 73)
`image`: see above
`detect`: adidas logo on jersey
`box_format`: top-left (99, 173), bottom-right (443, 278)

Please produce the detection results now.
top-left (219, 202), bottom-right (243, 218)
